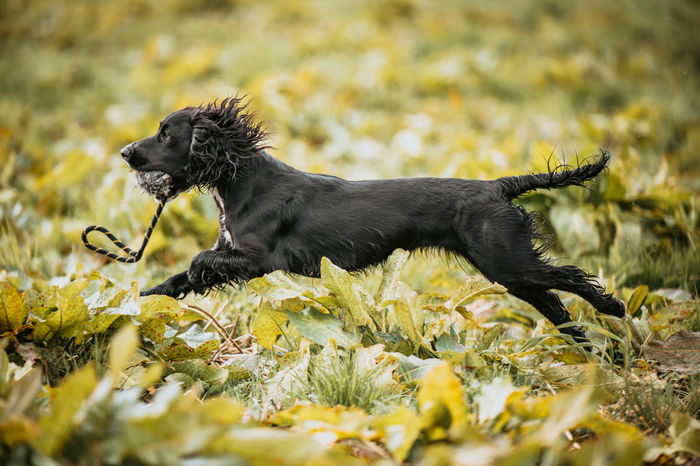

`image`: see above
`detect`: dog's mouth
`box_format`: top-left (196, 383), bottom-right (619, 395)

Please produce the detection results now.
top-left (135, 171), bottom-right (175, 200)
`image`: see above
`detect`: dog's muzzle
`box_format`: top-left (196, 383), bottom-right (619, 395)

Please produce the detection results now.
top-left (121, 143), bottom-right (136, 164)
top-left (135, 171), bottom-right (174, 199)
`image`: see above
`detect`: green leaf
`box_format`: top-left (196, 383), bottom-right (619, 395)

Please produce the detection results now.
top-left (252, 301), bottom-right (289, 350)
top-left (286, 307), bottom-right (361, 348)
top-left (462, 348), bottom-right (487, 369)
top-left (377, 248), bottom-right (410, 304)
top-left (541, 364), bottom-right (588, 386)
top-left (177, 323), bottom-right (218, 349)
top-left (391, 354), bottom-right (444, 384)
top-left (208, 427), bottom-right (329, 465)
top-left (435, 333), bottom-right (465, 353)
top-left (0, 349), bottom-right (9, 394)
top-left (157, 343), bottom-right (198, 361)
top-left (549, 205), bottom-right (600, 257)
top-left (169, 359), bottom-right (229, 392)
top-left (320, 257), bottom-right (373, 330)
top-left (0, 281), bottom-right (27, 333)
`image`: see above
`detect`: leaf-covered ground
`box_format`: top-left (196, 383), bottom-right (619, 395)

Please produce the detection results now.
top-left (1, 0), bottom-right (699, 464)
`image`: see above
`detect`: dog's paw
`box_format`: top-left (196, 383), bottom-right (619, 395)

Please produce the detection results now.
top-left (609, 297), bottom-right (626, 318)
top-left (185, 270), bottom-right (215, 295)
top-left (560, 325), bottom-right (593, 352)
top-left (599, 296), bottom-right (626, 318)
top-left (140, 272), bottom-right (191, 299)
top-left (140, 284), bottom-right (178, 298)
top-left (140, 285), bottom-right (163, 296)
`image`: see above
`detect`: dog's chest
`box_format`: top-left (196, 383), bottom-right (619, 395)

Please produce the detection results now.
top-left (213, 189), bottom-right (235, 249)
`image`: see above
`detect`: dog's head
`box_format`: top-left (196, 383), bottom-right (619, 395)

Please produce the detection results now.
top-left (121, 97), bottom-right (268, 199)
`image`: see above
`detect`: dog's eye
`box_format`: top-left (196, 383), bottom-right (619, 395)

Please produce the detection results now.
top-left (162, 131), bottom-right (170, 140)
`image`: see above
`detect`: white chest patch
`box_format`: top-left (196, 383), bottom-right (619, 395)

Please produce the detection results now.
top-left (213, 188), bottom-right (234, 249)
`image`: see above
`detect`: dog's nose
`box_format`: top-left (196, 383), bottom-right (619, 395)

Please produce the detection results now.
top-left (120, 144), bottom-right (133, 162)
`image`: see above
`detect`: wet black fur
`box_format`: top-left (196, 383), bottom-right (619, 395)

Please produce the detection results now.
top-left (121, 97), bottom-right (625, 345)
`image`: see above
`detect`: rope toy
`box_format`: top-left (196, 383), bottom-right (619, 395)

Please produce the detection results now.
top-left (82, 171), bottom-right (172, 263)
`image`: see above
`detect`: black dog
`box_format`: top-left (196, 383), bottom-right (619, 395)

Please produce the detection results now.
top-left (121, 97), bottom-right (625, 343)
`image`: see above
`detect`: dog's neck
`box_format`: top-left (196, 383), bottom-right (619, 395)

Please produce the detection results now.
top-left (212, 150), bottom-right (298, 208)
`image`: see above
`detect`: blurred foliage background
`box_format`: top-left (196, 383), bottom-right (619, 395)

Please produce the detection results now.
top-left (1, 1), bottom-right (700, 464)
top-left (1, 0), bottom-right (698, 293)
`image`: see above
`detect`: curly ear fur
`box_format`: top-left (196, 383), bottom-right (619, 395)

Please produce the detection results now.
top-left (185, 96), bottom-right (269, 190)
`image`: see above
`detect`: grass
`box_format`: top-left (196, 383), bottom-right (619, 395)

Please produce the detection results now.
top-left (301, 350), bottom-right (406, 414)
top-left (608, 370), bottom-right (700, 435)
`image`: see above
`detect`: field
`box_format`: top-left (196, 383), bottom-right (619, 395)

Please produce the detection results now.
top-left (1, 0), bottom-right (699, 464)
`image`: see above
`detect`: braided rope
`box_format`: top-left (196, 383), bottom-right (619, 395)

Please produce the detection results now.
top-left (82, 196), bottom-right (166, 263)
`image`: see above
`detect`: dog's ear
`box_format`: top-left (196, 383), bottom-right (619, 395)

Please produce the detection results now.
top-left (185, 97), bottom-right (268, 190)
top-left (185, 116), bottom-right (229, 190)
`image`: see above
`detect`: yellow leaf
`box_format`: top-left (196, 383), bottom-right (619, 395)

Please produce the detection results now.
top-left (252, 301), bottom-right (288, 350)
top-left (109, 324), bottom-right (139, 380)
top-left (377, 248), bottom-right (410, 304)
top-left (34, 288), bottom-right (89, 342)
top-left (320, 257), bottom-right (373, 330)
top-left (627, 285), bottom-right (648, 317)
top-left (138, 363), bottom-right (163, 388)
top-left (136, 294), bottom-right (183, 322)
top-left (248, 271), bottom-right (313, 301)
top-left (390, 299), bottom-right (422, 348)
top-left (36, 365), bottom-right (97, 456)
top-left (417, 364), bottom-right (469, 440)
top-left (0, 281), bottom-right (27, 333)
top-left (372, 406), bottom-right (421, 462)
top-left (446, 280), bottom-right (507, 311)
top-left (201, 397), bottom-right (245, 425)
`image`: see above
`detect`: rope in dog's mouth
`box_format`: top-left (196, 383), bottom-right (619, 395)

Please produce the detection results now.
top-left (82, 171), bottom-right (171, 263)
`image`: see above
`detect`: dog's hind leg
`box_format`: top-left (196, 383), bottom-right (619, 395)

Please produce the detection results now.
top-left (457, 202), bottom-right (624, 320)
top-left (538, 265), bottom-right (626, 317)
top-left (455, 203), bottom-right (593, 344)
top-left (507, 288), bottom-right (589, 345)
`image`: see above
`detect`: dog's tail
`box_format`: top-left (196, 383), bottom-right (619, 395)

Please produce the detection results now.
top-left (496, 150), bottom-right (611, 200)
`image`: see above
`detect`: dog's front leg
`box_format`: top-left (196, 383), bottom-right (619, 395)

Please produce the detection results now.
top-left (186, 249), bottom-right (267, 294)
top-left (140, 271), bottom-right (192, 298)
